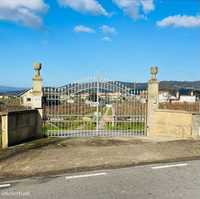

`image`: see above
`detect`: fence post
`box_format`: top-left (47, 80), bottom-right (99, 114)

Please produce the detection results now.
top-left (147, 66), bottom-right (159, 136)
top-left (1, 113), bottom-right (8, 149)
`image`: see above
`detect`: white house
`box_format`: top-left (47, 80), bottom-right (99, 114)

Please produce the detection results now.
top-left (159, 91), bottom-right (171, 103)
top-left (19, 89), bottom-right (43, 108)
top-left (179, 96), bottom-right (196, 103)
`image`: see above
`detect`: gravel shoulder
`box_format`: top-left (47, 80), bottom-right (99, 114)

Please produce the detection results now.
top-left (0, 137), bottom-right (200, 180)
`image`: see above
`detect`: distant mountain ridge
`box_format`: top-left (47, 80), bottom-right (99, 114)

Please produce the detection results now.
top-left (159, 81), bottom-right (200, 90)
top-left (1, 81), bottom-right (200, 94)
top-left (117, 81), bottom-right (200, 91)
top-left (58, 80), bottom-right (200, 92)
top-left (0, 86), bottom-right (26, 94)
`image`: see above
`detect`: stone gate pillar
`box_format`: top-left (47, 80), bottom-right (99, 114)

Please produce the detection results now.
top-left (147, 66), bottom-right (159, 136)
top-left (32, 63), bottom-right (43, 109)
top-left (32, 63), bottom-right (43, 137)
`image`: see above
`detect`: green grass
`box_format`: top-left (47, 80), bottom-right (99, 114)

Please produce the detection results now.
top-left (105, 122), bottom-right (145, 131)
top-left (45, 121), bottom-right (97, 131)
top-left (0, 132), bottom-right (2, 148)
top-left (44, 122), bottom-right (82, 131)
top-left (44, 121), bottom-right (145, 132)
top-left (107, 108), bottom-right (113, 116)
top-left (44, 118), bottom-right (145, 133)
top-left (81, 122), bottom-right (96, 130)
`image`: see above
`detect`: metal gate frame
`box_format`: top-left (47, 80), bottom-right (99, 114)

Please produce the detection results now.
top-left (43, 78), bottom-right (148, 137)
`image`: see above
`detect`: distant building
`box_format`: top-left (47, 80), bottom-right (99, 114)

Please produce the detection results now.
top-left (179, 96), bottom-right (196, 103)
top-left (0, 93), bottom-right (10, 99)
top-left (0, 92), bottom-right (19, 100)
top-left (159, 91), bottom-right (171, 103)
top-left (159, 90), bottom-right (197, 103)
top-left (159, 91), bottom-right (177, 103)
top-left (19, 89), bottom-right (34, 107)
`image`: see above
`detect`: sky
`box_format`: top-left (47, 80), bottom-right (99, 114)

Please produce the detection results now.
top-left (0, 0), bottom-right (200, 87)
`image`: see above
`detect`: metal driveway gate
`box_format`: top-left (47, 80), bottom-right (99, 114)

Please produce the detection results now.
top-left (43, 78), bottom-right (148, 137)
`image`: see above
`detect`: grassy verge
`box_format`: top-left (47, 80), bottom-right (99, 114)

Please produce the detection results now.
top-left (44, 121), bottom-right (97, 132)
top-left (107, 108), bottom-right (113, 116)
top-left (0, 137), bottom-right (63, 162)
top-left (1, 138), bottom-right (200, 180)
top-left (105, 122), bottom-right (145, 131)
top-left (44, 121), bottom-right (145, 132)
top-left (0, 132), bottom-right (2, 148)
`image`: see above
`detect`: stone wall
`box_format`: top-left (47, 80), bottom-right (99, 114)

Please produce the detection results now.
top-left (0, 116), bottom-right (2, 147)
top-left (0, 109), bottom-right (43, 148)
top-left (149, 109), bottom-right (200, 138)
top-left (192, 114), bottom-right (200, 137)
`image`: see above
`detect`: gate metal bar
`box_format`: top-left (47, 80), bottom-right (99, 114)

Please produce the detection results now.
top-left (96, 77), bottom-right (99, 132)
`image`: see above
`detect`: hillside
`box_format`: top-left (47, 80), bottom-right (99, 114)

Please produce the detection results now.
top-left (0, 86), bottom-right (25, 94)
top-left (1, 81), bottom-right (200, 94)
top-left (118, 81), bottom-right (200, 91)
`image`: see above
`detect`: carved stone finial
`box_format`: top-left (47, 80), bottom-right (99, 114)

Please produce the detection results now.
top-left (33, 63), bottom-right (42, 78)
top-left (150, 66), bottom-right (158, 81)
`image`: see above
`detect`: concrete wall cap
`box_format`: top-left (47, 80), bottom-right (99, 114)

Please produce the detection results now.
top-left (0, 111), bottom-right (8, 116)
top-left (0, 109), bottom-right (36, 115)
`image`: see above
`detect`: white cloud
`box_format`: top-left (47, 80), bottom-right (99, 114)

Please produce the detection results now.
top-left (100, 25), bottom-right (117, 35)
top-left (74, 25), bottom-right (95, 33)
top-left (157, 15), bottom-right (200, 28)
top-left (58, 0), bottom-right (108, 16)
top-left (141, 0), bottom-right (154, 13)
top-left (112, 0), bottom-right (155, 19)
top-left (102, 36), bottom-right (112, 42)
top-left (0, 0), bottom-right (48, 27)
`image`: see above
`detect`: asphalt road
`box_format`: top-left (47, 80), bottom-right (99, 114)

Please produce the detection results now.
top-left (0, 160), bottom-right (200, 199)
